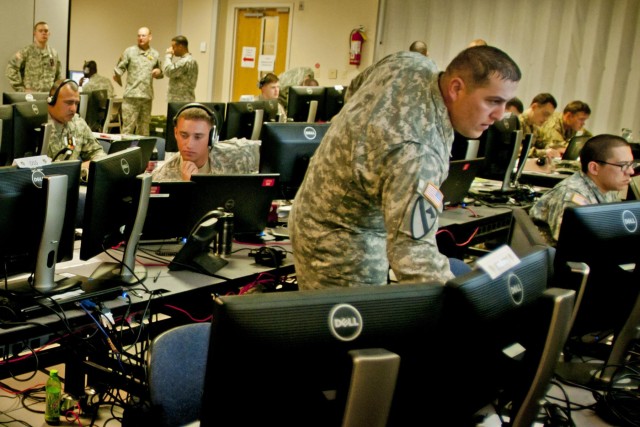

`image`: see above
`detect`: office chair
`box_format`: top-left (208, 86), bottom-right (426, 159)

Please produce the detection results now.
top-left (147, 322), bottom-right (210, 427)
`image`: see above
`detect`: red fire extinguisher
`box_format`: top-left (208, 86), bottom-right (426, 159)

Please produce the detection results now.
top-left (349, 27), bottom-right (366, 66)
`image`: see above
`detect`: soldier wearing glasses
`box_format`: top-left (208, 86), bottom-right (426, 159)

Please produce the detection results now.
top-left (530, 134), bottom-right (637, 244)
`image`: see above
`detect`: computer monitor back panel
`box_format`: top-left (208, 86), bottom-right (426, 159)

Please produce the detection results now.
top-left (222, 101), bottom-right (278, 140)
top-left (3, 92), bottom-right (49, 104)
top-left (259, 122), bottom-right (330, 199)
top-left (287, 86), bottom-right (326, 122)
top-left (12, 101), bottom-right (48, 159)
top-left (189, 173), bottom-right (280, 238)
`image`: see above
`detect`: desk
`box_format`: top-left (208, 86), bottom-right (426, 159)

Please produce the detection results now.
top-left (437, 205), bottom-right (513, 259)
top-left (520, 157), bottom-right (572, 187)
top-left (0, 240), bottom-right (294, 398)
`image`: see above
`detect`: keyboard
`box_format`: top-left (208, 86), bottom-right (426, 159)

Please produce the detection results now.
top-left (10, 276), bottom-right (125, 320)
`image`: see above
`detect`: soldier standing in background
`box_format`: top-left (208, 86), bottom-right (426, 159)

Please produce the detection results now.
top-left (6, 21), bottom-right (61, 92)
top-left (79, 60), bottom-right (114, 98)
top-left (163, 35), bottom-right (198, 102)
top-left (113, 27), bottom-right (163, 136)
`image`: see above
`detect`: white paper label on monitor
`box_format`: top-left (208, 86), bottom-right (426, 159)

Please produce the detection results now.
top-left (476, 245), bottom-right (520, 279)
top-left (13, 155), bottom-right (51, 168)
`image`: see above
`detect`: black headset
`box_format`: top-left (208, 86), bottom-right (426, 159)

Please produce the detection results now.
top-left (173, 102), bottom-right (219, 146)
top-left (47, 79), bottom-right (78, 106)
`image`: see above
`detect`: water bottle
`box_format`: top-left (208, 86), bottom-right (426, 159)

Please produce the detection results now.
top-left (45, 369), bottom-right (62, 425)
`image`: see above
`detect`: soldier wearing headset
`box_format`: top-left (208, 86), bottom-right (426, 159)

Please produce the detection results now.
top-left (151, 103), bottom-right (259, 182)
top-left (46, 79), bottom-right (106, 175)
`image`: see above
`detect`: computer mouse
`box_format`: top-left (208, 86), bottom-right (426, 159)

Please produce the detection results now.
top-left (536, 157), bottom-right (546, 166)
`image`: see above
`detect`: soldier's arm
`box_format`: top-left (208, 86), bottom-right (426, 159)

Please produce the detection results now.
top-left (6, 50), bottom-right (26, 91)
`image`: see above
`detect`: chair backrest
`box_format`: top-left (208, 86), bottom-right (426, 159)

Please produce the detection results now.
top-left (148, 322), bottom-right (210, 427)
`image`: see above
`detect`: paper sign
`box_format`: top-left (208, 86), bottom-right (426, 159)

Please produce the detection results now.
top-left (258, 55), bottom-right (275, 72)
top-left (241, 47), bottom-right (257, 68)
top-left (13, 155), bottom-right (51, 168)
top-left (476, 245), bottom-right (521, 279)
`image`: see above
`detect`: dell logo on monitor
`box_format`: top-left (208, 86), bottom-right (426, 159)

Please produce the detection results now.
top-left (31, 169), bottom-right (45, 188)
top-left (622, 210), bottom-right (638, 233)
top-left (303, 126), bottom-right (317, 140)
top-left (328, 303), bottom-right (363, 342)
top-left (507, 273), bottom-right (524, 305)
top-left (120, 158), bottom-right (130, 175)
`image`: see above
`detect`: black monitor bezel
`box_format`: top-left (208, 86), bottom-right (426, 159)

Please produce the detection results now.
top-left (287, 86), bottom-right (326, 122)
top-left (80, 147), bottom-right (146, 261)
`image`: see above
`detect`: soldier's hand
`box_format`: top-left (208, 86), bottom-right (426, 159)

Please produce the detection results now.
top-left (152, 68), bottom-right (162, 78)
top-left (165, 47), bottom-right (173, 55)
top-left (113, 74), bottom-right (122, 86)
top-left (79, 77), bottom-right (87, 86)
top-left (181, 161), bottom-right (199, 181)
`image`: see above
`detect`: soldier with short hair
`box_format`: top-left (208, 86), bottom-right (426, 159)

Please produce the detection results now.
top-left (6, 21), bottom-right (62, 92)
top-left (539, 100), bottom-right (592, 155)
top-left (163, 35), bottom-right (198, 102)
top-left (113, 27), bottom-right (163, 136)
top-left (289, 46), bottom-right (521, 289)
top-left (529, 135), bottom-right (636, 244)
top-left (46, 79), bottom-right (106, 168)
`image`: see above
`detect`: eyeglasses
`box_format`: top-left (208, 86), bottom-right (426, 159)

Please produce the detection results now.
top-left (594, 160), bottom-right (639, 172)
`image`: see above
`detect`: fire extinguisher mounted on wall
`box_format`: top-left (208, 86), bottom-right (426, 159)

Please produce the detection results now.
top-left (349, 26), bottom-right (366, 66)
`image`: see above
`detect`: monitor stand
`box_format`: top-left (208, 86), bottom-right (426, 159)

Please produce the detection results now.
top-left (90, 173), bottom-right (152, 284)
top-left (7, 175), bottom-right (82, 296)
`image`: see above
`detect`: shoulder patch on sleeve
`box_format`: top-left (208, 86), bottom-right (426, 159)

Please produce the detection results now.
top-left (570, 193), bottom-right (589, 205)
top-left (410, 196), bottom-right (439, 239)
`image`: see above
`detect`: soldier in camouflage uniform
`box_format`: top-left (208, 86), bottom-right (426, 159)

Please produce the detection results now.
top-left (114, 27), bottom-right (163, 136)
top-left (152, 104), bottom-right (260, 182)
top-left (46, 80), bottom-right (106, 168)
top-left (79, 60), bottom-right (114, 98)
top-left (529, 135), bottom-right (635, 244)
top-left (6, 22), bottom-right (61, 92)
top-left (289, 46), bottom-right (521, 289)
top-left (346, 42), bottom-right (430, 103)
top-left (256, 73), bottom-right (287, 122)
top-left (278, 66), bottom-right (314, 111)
top-left (163, 35), bottom-right (198, 102)
top-left (538, 100), bottom-right (592, 155)
top-left (518, 93), bottom-right (557, 157)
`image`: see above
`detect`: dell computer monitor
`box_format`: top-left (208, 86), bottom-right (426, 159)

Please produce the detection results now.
top-left (0, 104), bottom-right (13, 165)
top-left (259, 122), bottom-right (330, 199)
top-left (3, 92), bottom-right (49, 105)
top-left (200, 282), bottom-right (445, 427)
top-left (0, 160), bottom-right (81, 293)
top-left (553, 201), bottom-right (640, 387)
top-left (80, 147), bottom-right (152, 284)
top-left (142, 181), bottom-right (196, 242)
top-left (476, 115), bottom-right (523, 193)
top-left (165, 102), bottom-right (226, 153)
top-left (443, 246), bottom-right (570, 426)
top-left (107, 137), bottom-right (157, 171)
top-left (12, 101), bottom-right (49, 160)
top-left (562, 134), bottom-right (590, 161)
top-left (323, 85), bottom-right (346, 121)
top-left (287, 86), bottom-right (326, 122)
top-left (189, 173), bottom-right (280, 241)
top-left (222, 100), bottom-right (278, 140)
top-left (84, 89), bottom-right (110, 132)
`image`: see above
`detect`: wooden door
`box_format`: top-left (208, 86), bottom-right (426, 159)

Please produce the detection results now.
top-left (231, 8), bottom-right (289, 101)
